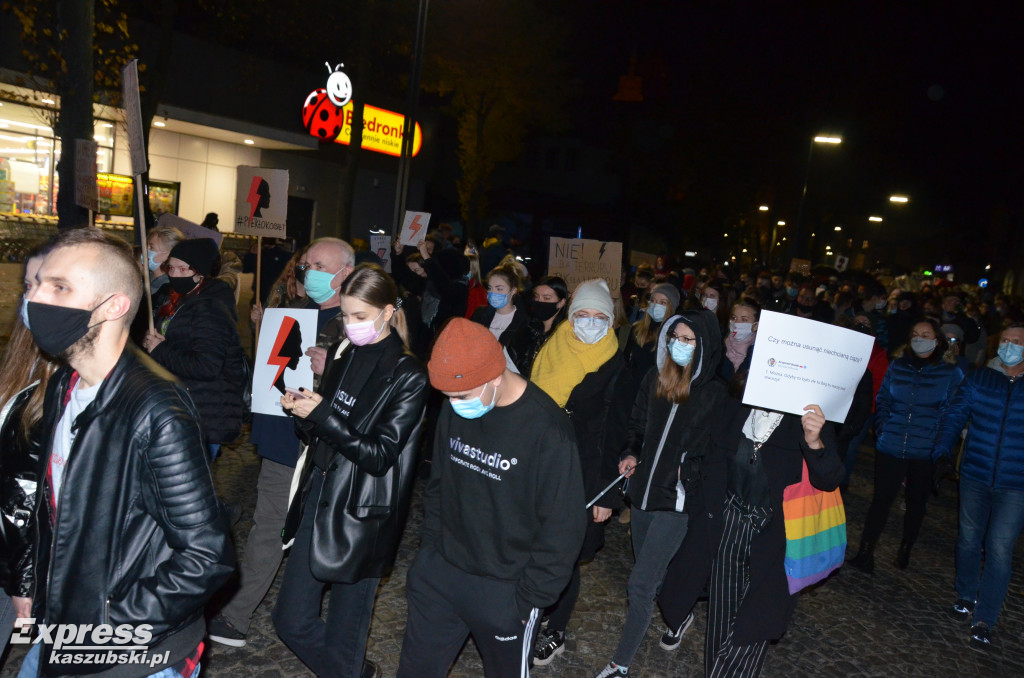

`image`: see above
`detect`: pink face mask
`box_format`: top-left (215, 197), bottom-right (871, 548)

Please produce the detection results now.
top-left (345, 309), bottom-right (386, 346)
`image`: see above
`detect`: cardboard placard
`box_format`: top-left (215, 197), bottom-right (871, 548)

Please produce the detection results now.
top-left (547, 237), bottom-right (623, 299)
top-left (370, 234), bottom-right (393, 272)
top-left (156, 213), bottom-right (224, 248)
top-left (251, 308), bottom-right (319, 416)
top-left (234, 166), bottom-right (289, 237)
top-left (398, 211), bottom-right (430, 247)
top-left (120, 60), bottom-right (147, 177)
top-left (74, 139), bottom-right (98, 211)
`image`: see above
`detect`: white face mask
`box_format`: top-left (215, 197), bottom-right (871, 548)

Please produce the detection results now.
top-left (573, 316), bottom-right (609, 344)
top-left (729, 321), bottom-right (754, 342)
top-left (703, 297), bottom-right (718, 312)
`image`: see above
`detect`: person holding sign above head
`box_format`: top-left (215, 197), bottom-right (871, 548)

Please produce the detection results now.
top-left (530, 279), bottom-right (634, 667)
top-left (594, 310), bottom-right (727, 678)
top-left (275, 264), bottom-right (429, 678)
top-left (144, 237), bottom-right (246, 460)
top-left (848, 318), bottom-right (964, 574)
top-left (657, 373), bottom-right (844, 678)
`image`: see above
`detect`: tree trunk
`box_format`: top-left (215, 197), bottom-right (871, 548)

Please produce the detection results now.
top-left (55, 0), bottom-right (94, 228)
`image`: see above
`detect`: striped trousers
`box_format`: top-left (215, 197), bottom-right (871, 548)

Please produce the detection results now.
top-left (706, 494), bottom-right (773, 678)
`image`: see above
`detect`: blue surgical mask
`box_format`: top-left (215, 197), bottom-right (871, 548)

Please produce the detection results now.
top-left (304, 268), bottom-right (343, 304)
top-left (647, 303), bottom-right (666, 322)
top-left (20, 297), bottom-right (30, 329)
top-left (147, 250), bottom-right (161, 272)
top-left (998, 341), bottom-right (1024, 367)
top-left (573, 317), bottom-right (609, 344)
top-left (669, 339), bottom-right (695, 366)
top-left (451, 381), bottom-right (497, 419)
top-left (487, 292), bottom-right (509, 309)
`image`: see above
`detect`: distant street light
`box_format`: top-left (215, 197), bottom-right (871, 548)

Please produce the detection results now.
top-left (759, 205), bottom-right (769, 212)
top-left (834, 225), bottom-right (842, 231)
top-left (889, 195), bottom-right (909, 203)
top-left (868, 216), bottom-right (883, 222)
top-left (777, 220), bottom-right (786, 226)
top-left (794, 134), bottom-right (843, 260)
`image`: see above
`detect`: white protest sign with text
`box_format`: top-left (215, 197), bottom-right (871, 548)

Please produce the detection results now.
top-left (251, 308), bottom-right (318, 416)
top-left (235, 166), bottom-right (289, 237)
top-left (743, 311), bottom-right (874, 423)
top-left (370, 234), bottom-right (392, 272)
top-left (547, 237), bottom-right (623, 299)
top-left (399, 211), bottom-right (430, 247)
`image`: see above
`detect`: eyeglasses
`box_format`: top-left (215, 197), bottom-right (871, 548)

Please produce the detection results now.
top-left (672, 335), bottom-right (697, 344)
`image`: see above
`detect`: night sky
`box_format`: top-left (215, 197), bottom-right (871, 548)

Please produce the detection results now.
top-left (551, 1), bottom-right (1024, 272)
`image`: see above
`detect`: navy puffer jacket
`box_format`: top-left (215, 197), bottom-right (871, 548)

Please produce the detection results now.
top-left (874, 355), bottom-right (963, 460)
top-left (936, 363), bottom-right (1024, 491)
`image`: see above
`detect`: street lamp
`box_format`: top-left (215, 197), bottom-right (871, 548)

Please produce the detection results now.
top-left (758, 205), bottom-right (769, 211)
top-left (834, 225), bottom-right (842, 231)
top-left (889, 195), bottom-right (909, 203)
top-left (793, 134), bottom-right (842, 261)
top-left (868, 216), bottom-right (883, 222)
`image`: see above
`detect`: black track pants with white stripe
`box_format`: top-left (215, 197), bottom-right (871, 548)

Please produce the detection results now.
top-left (706, 495), bottom-right (773, 678)
top-left (398, 543), bottom-right (541, 678)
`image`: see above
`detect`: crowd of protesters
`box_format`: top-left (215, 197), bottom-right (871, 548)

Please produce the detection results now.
top-left (1, 225), bottom-right (1023, 678)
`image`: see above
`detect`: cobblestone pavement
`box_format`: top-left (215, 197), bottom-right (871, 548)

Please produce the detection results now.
top-left (4, 429), bottom-right (1024, 678)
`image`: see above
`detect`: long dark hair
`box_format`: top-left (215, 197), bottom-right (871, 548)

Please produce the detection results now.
top-left (907, 316), bottom-right (948, 363)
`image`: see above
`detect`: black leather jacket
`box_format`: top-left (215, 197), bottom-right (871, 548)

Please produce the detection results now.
top-left (0, 384), bottom-right (42, 598)
top-left (283, 334), bottom-right (428, 583)
top-left (31, 346), bottom-right (234, 676)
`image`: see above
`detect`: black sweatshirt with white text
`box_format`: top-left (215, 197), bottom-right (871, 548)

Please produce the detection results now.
top-left (421, 382), bottom-right (586, 619)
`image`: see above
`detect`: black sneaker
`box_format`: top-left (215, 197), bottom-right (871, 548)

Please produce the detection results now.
top-left (533, 628), bottom-right (565, 666)
top-left (969, 622), bottom-right (991, 650)
top-left (659, 611), bottom-right (695, 651)
top-left (947, 599), bottom-right (975, 623)
top-left (207, 615), bottom-right (246, 647)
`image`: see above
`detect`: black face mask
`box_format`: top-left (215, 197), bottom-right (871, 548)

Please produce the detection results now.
top-left (797, 301), bottom-right (815, 312)
top-left (169, 276), bottom-right (199, 296)
top-left (530, 300), bottom-right (561, 321)
top-left (854, 323), bottom-right (874, 336)
top-left (294, 265), bottom-right (306, 285)
top-left (27, 296), bottom-right (113, 357)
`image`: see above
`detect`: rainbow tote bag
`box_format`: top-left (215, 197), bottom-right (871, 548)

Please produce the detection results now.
top-left (782, 461), bottom-right (847, 594)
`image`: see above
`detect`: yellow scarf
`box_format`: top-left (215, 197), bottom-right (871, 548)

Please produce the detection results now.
top-left (531, 320), bottom-right (619, 407)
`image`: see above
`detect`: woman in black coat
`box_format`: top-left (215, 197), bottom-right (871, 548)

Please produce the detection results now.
top-left (595, 310), bottom-right (727, 676)
top-left (469, 262), bottom-right (534, 374)
top-left (658, 372), bottom-right (844, 677)
top-left (144, 238), bottom-right (245, 457)
top-left (275, 264), bottom-right (429, 678)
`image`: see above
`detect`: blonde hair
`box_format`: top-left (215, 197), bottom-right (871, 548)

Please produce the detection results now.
top-left (339, 264), bottom-right (410, 346)
top-left (632, 298), bottom-right (676, 347)
top-left (655, 349), bottom-right (694, 403)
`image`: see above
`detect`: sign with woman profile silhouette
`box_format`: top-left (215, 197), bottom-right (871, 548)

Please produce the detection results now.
top-left (234, 166), bottom-right (289, 236)
top-left (251, 308), bottom-right (318, 416)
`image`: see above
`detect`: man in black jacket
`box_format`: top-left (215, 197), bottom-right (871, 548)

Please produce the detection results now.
top-left (18, 227), bottom-right (233, 677)
top-left (397, 319), bottom-right (585, 678)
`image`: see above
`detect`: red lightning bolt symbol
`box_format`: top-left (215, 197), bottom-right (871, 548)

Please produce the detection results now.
top-left (409, 214), bottom-right (425, 238)
top-left (246, 176), bottom-right (263, 222)
top-left (267, 316), bottom-right (297, 390)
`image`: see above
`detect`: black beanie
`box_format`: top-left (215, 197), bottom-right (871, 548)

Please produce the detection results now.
top-left (169, 238), bottom-right (218, 277)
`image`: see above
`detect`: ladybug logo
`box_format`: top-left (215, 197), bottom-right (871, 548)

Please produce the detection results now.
top-left (302, 88), bottom-right (344, 142)
top-left (325, 62), bottom-right (353, 107)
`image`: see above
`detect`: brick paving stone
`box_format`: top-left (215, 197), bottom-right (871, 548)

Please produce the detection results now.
top-left (4, 424), bottom-right (1024, 677)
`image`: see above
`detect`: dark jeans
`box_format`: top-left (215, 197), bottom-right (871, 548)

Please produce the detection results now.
top-left (955, 476), bottom-right (1024, 628)
top-left (272, 472), bottom-right (380, 678)
top-left (860, 451), bottom-right (933, 547)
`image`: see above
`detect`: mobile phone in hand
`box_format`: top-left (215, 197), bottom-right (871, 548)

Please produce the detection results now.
top-left (284, 387), bottom-right (309, 400)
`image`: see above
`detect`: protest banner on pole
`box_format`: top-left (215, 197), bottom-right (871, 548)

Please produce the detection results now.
top-left (121, 59), bottom-right (153, 330)
top-left (251, 308), bottom-right (319, 416)
top-left (234, 167), bottom-right (289, 237)
top-left (742, 311), bottom-right (875, 423)
top-left (547, 237), bottom-right (623, 298)
top-left (398, 211), bottom-right (430, 247)
top-left (370, 234), bottom-right (393, 272)
top-left (74, 139), bottom-right (98, 215)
